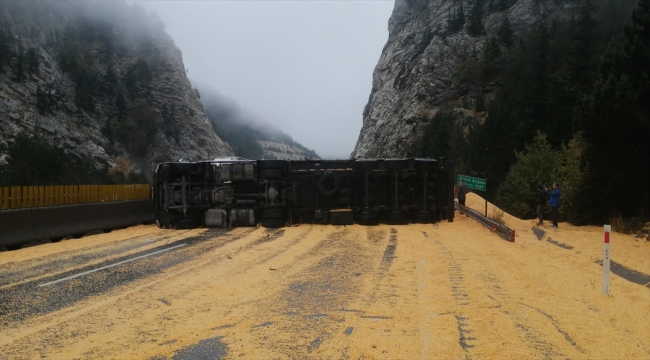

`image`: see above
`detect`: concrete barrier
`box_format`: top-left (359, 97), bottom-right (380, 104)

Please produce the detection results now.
top-left (0, 208), bottom-right (36, 248)
top-left (0, 200), bottom-right (154, 248)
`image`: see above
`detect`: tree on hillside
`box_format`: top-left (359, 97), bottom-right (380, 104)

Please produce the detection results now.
top-left (26, 47), bottom-right (39, 75)
top-left (468, 0), bottom-right (485, 36)
top-left (419, 110), bottom-right (463, 160)
top-left (464, 95), bottom-right (519, 200)
top-left (0, 134), bottom-right (109, 186)
top-left (0, 29), bottom-right (14, 72)
top-left (497, 15), bottom-right (513, 47)
top-left (576, 0), bottom-right (650, 221)
top-left (448, 0), bottom-right (466, 33)
top-left (569, 0), bottom-right (599, 95)
top-left (496, 132), bottom-right (585, 220)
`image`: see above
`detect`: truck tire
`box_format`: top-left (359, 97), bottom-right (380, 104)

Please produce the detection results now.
top-left (355, 212), bottom-right (378, 226)
top-left (386, 211), bottom-right (409, 225)
top-left (415, 211), bottom-right (435, 224)
top-left (317, 171), bottom-right (340, 197)
top-left (384, 158), bottom-right (409, 171)
top-left (260, 208), bottom-right (287, 228)
top-left (261, 218), bottom-right (285, 228)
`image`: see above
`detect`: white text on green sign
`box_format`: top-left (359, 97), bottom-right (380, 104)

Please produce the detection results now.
top-left (458, 175), bottom-right (486, 191)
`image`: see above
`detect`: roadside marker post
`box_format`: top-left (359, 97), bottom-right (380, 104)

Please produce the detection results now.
top-left (603, 225), bottom-right (611, 295)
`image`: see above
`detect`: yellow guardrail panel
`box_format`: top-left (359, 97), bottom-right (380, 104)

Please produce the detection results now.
top-left (1, 187), bottom-right (7, 210)
top-left (0, 184), bottom-right (151, 210)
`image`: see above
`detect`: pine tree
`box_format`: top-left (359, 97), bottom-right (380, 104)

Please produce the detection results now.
top-left (577, 0), bottom-right (650, 220)
top-left (115, 92), bottom-right (127, 121)
top-left (497, 15), bottom-right (513, 47)
top-left (569, 0), bottom-right (599, 94)
top-left (448, 1), bottom-right (466, 33)
top-left (467, 0), bottom-right (485, 36)
top-left (26, 47), bottom-right (39, 75)
top-left (13, 48), bottom-right (25, 82)
top-left (0, 29), bottom-right (14, 72)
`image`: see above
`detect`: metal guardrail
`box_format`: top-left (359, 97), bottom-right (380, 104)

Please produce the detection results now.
top-left (0, 184), bottom-right (151, 211)
top-left (455, 202), bottom-right (515, 242)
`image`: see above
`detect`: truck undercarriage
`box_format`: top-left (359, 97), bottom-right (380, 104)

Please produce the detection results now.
top-left (154, 158), bottom-right (455, 229)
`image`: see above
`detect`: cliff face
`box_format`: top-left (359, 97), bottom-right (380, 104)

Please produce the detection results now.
top-left (0, 1), bottom-right (232, 178)
top-left (351, 0), bottom-right (573, 159)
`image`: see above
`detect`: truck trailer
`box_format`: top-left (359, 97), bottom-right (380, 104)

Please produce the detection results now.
top-left (153, 158), bottom-right (455, 229)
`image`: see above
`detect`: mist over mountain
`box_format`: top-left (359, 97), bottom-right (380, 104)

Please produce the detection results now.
top-left (0, 1), bottom-right (232, 184)
top-left (198, 85), bottom-right (320, 160)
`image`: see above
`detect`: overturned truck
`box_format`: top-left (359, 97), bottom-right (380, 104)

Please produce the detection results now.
top-left (154, 158), bottom-right (455, 229)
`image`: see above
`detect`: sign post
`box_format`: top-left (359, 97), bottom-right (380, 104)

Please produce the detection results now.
top-left (603, 225), bottom-right (611, 295)
top-left (457, 175), bottom-right (487, 216)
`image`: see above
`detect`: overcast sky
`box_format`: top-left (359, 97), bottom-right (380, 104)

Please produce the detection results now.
top-left (136, 1), bottom-right (394, 159)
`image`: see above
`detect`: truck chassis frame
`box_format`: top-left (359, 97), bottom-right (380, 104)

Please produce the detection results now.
top-left (154, 158), bottom-right (455, 229)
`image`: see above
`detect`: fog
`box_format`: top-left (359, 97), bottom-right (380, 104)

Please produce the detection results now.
top-left (136, 1), bottom-right (394, 159)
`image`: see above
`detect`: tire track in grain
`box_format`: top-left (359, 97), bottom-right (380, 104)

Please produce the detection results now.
top-left (231, 227), bottom-right (372, 358)
top-left (476, 268), bottom-right (582, 359)
top-left (429, 233), bottom-right (477, 357)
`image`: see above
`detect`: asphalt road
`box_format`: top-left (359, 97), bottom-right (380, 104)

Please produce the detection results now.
top-left (0, 217), bottom-right (649, 359)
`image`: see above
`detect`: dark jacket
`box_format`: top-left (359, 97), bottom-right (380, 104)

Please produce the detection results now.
top-left (457, 182), bottom-right (467, 200)
top-left (536, 190), bottom-right (548, 205)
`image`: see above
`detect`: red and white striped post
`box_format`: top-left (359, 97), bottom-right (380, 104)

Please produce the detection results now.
top-left (603, 225), bottom-right (611, 295)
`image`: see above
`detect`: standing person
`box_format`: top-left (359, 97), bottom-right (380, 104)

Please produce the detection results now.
top-left (536, 185), bottom-right (548, 226)
top-left (548, 182), bottom-right (561, 228)
top-left (457, 179), bottom-right (468, 206)
top-left (457, 179), bottom-right (468, 216)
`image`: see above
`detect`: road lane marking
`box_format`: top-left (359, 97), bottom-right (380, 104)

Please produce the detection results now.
top-left (38, 244), bottom-right (188, 287)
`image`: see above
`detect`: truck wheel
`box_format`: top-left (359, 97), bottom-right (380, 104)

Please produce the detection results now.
top-left (386, 211), bottom-right (409, 225)
top-left (260, 208), bottom-right (286, 228)
top-left (261, 218), bottom-right (285, 228)
top-left (355, 212), bottom-right (378, 226)
top-left (260, 208), bottom-right (287, 229)
top-left (260, 208), bottom-right (286, 219)
top-left (384, 158), bottom-right (409, 171)
top-left (317, 171), bottom-right (340, 197)
top-left (415, 211), bottom-right (435, 224)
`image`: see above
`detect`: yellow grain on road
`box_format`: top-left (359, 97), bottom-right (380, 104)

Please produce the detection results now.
top-left (1, 197), bottom-right (649, 359)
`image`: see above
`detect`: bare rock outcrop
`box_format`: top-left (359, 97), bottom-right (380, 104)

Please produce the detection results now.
top-left (351, 0), bottom-right (573, 159)
top-left (0, 1), bottom-right (232, 178)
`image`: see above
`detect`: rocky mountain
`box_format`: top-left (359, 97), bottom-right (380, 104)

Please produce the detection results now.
top-left (0, 1), bottom-right (233, 179)
top-left (199, 87), bottom-right (320, 161)
top-left (351, 0), bottom-right (586, 158)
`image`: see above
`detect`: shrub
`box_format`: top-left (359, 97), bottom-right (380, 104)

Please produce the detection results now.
top-left (496, 132), bottom-right (586, 221)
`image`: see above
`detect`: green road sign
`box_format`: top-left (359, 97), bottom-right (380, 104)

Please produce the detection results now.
top-left (457, 175), bottom-right (486, 191)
